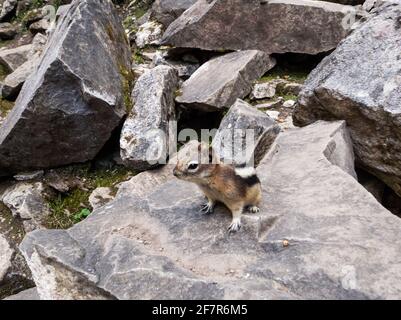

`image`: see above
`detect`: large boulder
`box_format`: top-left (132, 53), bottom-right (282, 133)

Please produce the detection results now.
top-left (20, 121), bottom-right (401, 300)
top-left (293, 3), bottom-right (401, 196)
top-left (120, 66), bottom-right (179, 170)
top-left (0, 0), bottom-right (131, 175)
top-left (162, 0), bottom-right (357, 54)
top-left (150, 0), bottom-right (198, 27)
top-left (212, 99), bottom-right (280, 166)
top-left (176, 50), bottom-right (276, 112)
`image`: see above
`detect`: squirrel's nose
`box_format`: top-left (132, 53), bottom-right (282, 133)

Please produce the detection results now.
top-left (173, 168), bottom-right (179, 177)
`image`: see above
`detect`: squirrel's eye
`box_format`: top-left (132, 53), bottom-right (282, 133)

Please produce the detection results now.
top-left (188, 162), bottom-right (199, 171)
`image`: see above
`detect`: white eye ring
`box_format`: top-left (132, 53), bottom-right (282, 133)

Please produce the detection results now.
top-left (187, 161), bottom-right (199, 171)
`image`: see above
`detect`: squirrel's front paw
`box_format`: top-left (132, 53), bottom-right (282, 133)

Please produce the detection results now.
top-left (200, 203), bottom-right (214, 215)
top-left (248, 206), bottom-right (260, 214)
top-left (228, 218), bottom-right (242, 233)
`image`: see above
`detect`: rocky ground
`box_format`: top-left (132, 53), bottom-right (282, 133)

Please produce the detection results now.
top-left (1, 0), bottom-right (401, 300)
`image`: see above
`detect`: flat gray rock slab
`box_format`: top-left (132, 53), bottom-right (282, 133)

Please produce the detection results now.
top-left (176, 50), bottom-right (276, 111)
top-left (162, 0), bottom-right (356, 54)
top-left (293, 3), bottom-right (401, 197)
top-left (20, 121), bottom-right (401, 300)
top-left (120, 65), bottom-right (179, 170)
top-left (0, 0), bottom-right (131, 175)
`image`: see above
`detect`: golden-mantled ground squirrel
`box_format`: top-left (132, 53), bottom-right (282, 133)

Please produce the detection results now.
top-left (173, 141), bottom-right (262, 232)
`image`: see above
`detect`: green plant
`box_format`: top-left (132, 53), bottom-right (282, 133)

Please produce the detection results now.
top-left (73, 208), bottom-right (91, 223)
top-left (0, 99), bottom-right (15, 118)
top-left (133, 51), bottom-right (145, 64)
top-left (45, 165), bottom-right (135, 229)
top-left (282, 94), bottom-right (298, 101)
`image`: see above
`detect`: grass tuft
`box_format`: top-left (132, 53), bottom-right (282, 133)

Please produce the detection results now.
top-left (45, 165), bottom-right (135, 229)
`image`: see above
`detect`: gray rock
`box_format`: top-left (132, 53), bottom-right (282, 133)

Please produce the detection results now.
top-left (29, 18), bottom-right (50, 34)
top-left (0, 200), bottom-right (34, 299)
top-left (212, 99), bottom-right (280, 166)
top-left (89, 187), bottom-right (115, 211)
top-left (0, 0), bottom-right (17, 22)
top-left (340, 0), bottom-right (365, 3)
top-left (0, 234), bottom-right (13, 282)
top-left (56, 4), bottom-right (71, 19)
top-left (0, 22), bottom-right (18, 40)
top-left (2, 55), bottom-right (40, 99)
top-left (131, 62), bottom-right (152, 78)
top-left (282, 82), bottom-right (303, 96)
top-left (153, 51), bottom-right (199, 79)
top-left (3, 287), bottom-right (39, 300)
top-left (255, 98), bottom-right (284, 110)
top-left (0, 0), bottom-right (131, 176)
top-left (282, 100), bottom-right (296, 108)
top-left (14, 170), bottom-right (44, 181)
top-left (0, 182), bottom-right (52, 232)
top-left (120, 66), bottom-right (179, 170)
top-left (20, 121), bottom-right (401, 299)
top-left (317, 0), bottom-right (364, 4)
top-left (176, 50), bottom-right (276, 112)
top-left (293, 3), bottom-right (401, 197)
top-left (2, 34), bottom-right (47, 99)
top-left (162, 0), bottom-right (357, 54)
top-left (135, 21), bottom-right (164, 48)
top-left (278, 114), bottom-right (295, 131)
top-left (265, 110), bottom-right (280, 121)
top-left (0, 44), bottom-right (32, 73)
top-left (250, 82), bottom-right (277, 100)
top-left (362, 0), bottom-right (399, 12)
top-left (151, 0), bottom-right (197, 27)
top-left (42, 168), bottom-right (83, 193)
top-left (250, 79), bottom-right (287, 100)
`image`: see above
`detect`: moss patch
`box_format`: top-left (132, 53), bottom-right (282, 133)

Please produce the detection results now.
top-left (44, 165), bottom-right (136, 230)
top-left (133, 50), bottom-right (145, 64)
top-left (0, 202), bottom-right (25, 246)
top-left (0, 64), bottom-right (10, 81)
top-left (0, 99), bottom-right (15, 118)
top-left (260, 65), bottom-right (309, 84)
top-left (119, 64), bottom-right (135, 114)
top-left (281, 94), bottom-right (298, 101)
top-left (0, 39), bottom-right (12, 49)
